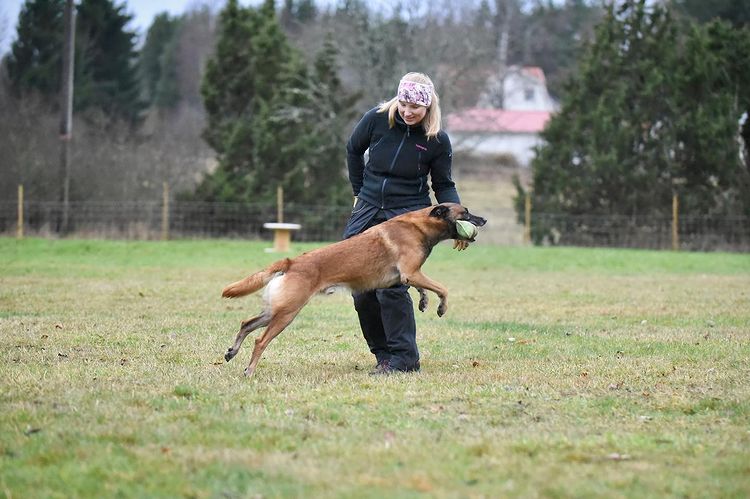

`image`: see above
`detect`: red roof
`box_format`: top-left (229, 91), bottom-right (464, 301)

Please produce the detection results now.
top-left (521, 66), bottom-right (546, 84)
top-left (446, 108), bottom-right (552, 134)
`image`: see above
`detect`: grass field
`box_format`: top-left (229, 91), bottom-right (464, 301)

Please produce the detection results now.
top-left (1, 237), bottom-right (749, 498)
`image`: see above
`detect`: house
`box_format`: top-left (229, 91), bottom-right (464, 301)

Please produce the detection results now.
top-left (446, 66), bottom-right (556, 167)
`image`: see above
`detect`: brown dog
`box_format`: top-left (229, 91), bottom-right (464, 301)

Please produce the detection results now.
top-left (222, 203), bottom-right (487, 377)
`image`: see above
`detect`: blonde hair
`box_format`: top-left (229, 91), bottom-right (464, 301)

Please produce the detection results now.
top-left (377, 72), bottom-right (442, 139)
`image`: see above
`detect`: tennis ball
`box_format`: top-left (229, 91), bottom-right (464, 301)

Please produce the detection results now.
top-left (455, 220), bottom-right (477, 239)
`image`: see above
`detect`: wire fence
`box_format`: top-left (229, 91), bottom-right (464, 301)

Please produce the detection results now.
top-left (0, 200), bottom-right (352, 242)
top-left (531, 212), bottom-right (750, 252)
top-left (1, 200), bottom-right (749, 252)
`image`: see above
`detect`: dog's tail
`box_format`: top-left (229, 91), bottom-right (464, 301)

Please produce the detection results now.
top-left (221, 258), bottom-right (292, 298)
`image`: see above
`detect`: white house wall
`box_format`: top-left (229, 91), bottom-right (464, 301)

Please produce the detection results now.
top-left (451, 132), bottom-right (544, 167)
top-left (503, 72), bottom-right (556, 112)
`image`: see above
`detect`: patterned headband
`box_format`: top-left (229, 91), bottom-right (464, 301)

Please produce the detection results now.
top-left (397, 79), bottom-right (433, 107)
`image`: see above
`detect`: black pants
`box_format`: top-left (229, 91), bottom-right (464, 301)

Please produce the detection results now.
top-left (351, 212), bottom-right (419, 371)
top-left (353, 285), bottom-right (419, 370)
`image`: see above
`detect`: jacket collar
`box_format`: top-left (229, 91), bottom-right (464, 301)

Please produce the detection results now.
top-left (394, 111), bottom-right (424, 134)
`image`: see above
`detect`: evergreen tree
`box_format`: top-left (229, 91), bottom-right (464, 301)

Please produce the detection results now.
top-left (75, 0), bottom-right (143, 122)
top-left (152, 32), bottom-right (181, 109)
top-left (672, 0), bottom-right (750, 27)
top-left (5, 0), bottom-right (65, 99)
top-left (517, 0), bottom-right (750, 242)
top-left (138, 12), bottom-right (180, 108)
top-left (4, 0), bottom-right (143, 122)
top-left (200, 0), bottom-right (256, 156)
top-left (524, 0), bottom-right (602, 97)
top-left (295, 0), bottom-right (317, 24)
top-left (343, 5), bottom-right (411, 105)
top-left (280, 0), bottom-right (317, 30)
top-left (286, 32), bottom-right (359, 206)
top-left (197, 0), bottom-right (336, 205)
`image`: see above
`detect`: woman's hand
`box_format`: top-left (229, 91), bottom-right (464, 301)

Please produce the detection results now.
top-left (453, 240), bottom-right (470, 251)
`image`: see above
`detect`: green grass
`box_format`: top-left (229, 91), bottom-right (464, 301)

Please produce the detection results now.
top-left (1, 237), bottom-right (749, 498)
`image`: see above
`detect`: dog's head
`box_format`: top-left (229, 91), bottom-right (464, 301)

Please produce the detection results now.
top-left (429, 203), bottom-right (487, 242)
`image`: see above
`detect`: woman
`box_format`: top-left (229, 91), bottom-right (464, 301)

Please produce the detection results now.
top-left (343, 72), bottom-right (468, 375)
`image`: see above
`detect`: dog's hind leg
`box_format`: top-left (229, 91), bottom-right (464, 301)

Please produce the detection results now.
top-left (243, 309), bottom-right (299, 378)
top-left (225, 311), bottom-right (271, 362)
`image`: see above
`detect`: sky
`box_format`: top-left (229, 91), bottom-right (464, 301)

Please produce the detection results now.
top-left (0, 0), bottom-right (434, 55)
top-left (1, 0), bottom-right (207, 55)
top-left (1, 0), bottom-right (416, 55)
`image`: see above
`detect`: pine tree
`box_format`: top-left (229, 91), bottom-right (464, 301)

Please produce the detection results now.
top-left (5, 0), bottom-right (65, 99)
top-left (304, 33), bottom-right (360, 205)
top-left (4, 0), bottom-right (144, 122)
top-left (524, 0), bottom-right (602, 97)
top-left (75, 0), bottom-right (144, 122)
top-left (200, 0), bottom-right (256, 156)
top-left (138, 12), bottom-right (180, 108)
top-left (295, 0), bottom-right (317, 24)
top-left (677, 20), bottom-right (750, 215)
top-left (196, 0), bottom-right (320, 204)
top-left (673, 0), bottom-right (750, 27)
top-left (517, 0), bottom-right (750, 242)
top-left (272, 32), bottom-right (359, 207)
top-left (280, 0), bottom-right (317, 30)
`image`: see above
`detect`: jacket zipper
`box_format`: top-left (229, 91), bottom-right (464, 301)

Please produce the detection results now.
top-left (381, 127), bottom-right (408, 208)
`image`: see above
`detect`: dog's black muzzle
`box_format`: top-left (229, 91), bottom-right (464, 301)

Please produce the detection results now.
top-left (454, 212), bottom-right (487, 242)
top-left (468, 214), bottom-right (487, 227)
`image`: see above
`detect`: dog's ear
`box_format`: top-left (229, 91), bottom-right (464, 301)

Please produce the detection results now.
top-left (430, 205), bottom-right (449, 219)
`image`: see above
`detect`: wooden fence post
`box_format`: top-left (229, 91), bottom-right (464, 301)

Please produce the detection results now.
top-left (17, 184), bottom-right (24, 240)
top-left (523, 193), bottom-right (532, 244)
top-left (277, 185), bottom-right (284, 223)
top-left (161, 182), bottom-right (170, 241)
top-left (672, 193), bottom-right (679, 251)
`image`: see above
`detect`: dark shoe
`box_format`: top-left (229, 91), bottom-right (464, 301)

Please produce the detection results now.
top-left (369, 359), bottom-right (421, 375)
top-left (369, 359), bottom-right (393, 375)
top-left (405, 360), bottom-right (421, 372)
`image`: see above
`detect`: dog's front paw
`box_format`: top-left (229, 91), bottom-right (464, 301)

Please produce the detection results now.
top-left (417, 288), bottom-right (428, 312)
top-left (224, 348), bottom-right (236, 362)
top-left (437, 303), bottom-right (447, 317)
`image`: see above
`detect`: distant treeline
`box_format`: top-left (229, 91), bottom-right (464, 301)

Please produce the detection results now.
top-left (1, 0), bottom-right (748, 227)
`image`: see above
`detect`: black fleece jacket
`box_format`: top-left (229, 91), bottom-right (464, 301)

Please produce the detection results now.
top-left (346, 107), bottom-right (460, 209)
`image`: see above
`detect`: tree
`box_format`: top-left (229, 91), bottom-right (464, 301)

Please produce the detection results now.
top-left (3, 0), bottom-right (143, 122)
top-left (171, 6), bottom-right (216, 110)
top-left (75, 0), bottom-right (143, 123)
top-left (281, 0), bottom-right (317, 31)
top-left (671, 0), bottom-right (750, 27)
top-left (138, 12), bottom-right (180, 109)
top-left (195, 0), bottom-right (351, 206)
top-left (199, 0), bottom-right (254, 158)
top-left (523, 0), bottom-right (603, 98)
top-left (5, 0), bottom-right (65, 98)
top-left (517, 0), bottom-right (750, 243)
top-left (286, 32), bottom-right (359, 206)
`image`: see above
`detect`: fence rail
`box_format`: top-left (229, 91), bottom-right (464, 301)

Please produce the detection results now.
top-left (532, 212), bottom-right (750, 251)
top-left (1, 199), bottom-right (748, 252)
top-left (0, 200), bottom-right (353, 242)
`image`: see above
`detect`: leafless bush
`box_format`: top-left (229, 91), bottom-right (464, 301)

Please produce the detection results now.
top-left (0, 73), bottom-right (212, 205)
top-left (0, 79), bottom-right (61, 202)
